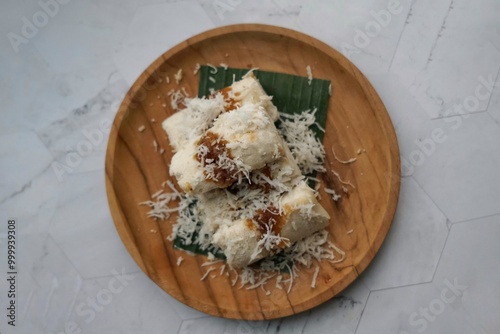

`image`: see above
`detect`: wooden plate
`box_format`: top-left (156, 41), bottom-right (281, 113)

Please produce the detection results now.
top-left (105, 24), bottom-right (400, 320)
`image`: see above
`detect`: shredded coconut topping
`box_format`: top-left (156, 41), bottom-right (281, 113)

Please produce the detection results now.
top-left (306, 65), bottom-right (313, 85)
top-left (174, 68), bottom-right (183, 84)
top-left (167, 88), bottom-right (189, 112)
top-left (193, 63), bottom-right (201, 75)
top-left (331, 146), bottom-right (357, 164)
top-left (325, 187), bottom-right (342, 202)
top-left (279, 109), bottom-right (326, 174)
top-left (207, 64), bottom-right (217, 74)
top-left (141, 73), bottom-right (351, 293)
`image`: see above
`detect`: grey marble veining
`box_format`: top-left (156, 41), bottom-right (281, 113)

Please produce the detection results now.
top-left (360, 177), bottom-right (448, 291)
top-left (357, 214), bottom-right (500, 334)
top-left (412, 112), bottom-right (500, 223)
top-left (113, 1), bottom-right (215, 85)
top-left (36, 78), bottom-right (128, 176)
top-left (298, 0), bottom-right (413, 75)
top-left (390, 0), bottom-right (500, 119)
top-left (1, 1), bottom-right (500, 333)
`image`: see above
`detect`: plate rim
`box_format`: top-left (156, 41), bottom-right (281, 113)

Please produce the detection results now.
top-left (105, 23), bottom-right (401, 320)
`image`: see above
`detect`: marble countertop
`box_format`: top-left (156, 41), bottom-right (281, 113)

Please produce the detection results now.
top-left (1, 0), bottom-right (499, 333)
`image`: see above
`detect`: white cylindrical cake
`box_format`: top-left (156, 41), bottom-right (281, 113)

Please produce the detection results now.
top-left (169, 104), bottom-right (285, 194)
top-left (211, 181), bottom-right (330, 268)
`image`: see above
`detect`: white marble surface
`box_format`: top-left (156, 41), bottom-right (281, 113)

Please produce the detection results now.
top-left (1, 1), bottom-right (499, 333)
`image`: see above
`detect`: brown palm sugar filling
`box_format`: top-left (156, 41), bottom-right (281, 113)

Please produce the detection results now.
top-left (219, 87), bottom-right (241, 112)
top-left (196, 131), bottom-right (238, 187)
top-left (251, 207), bottom-right (288, 248)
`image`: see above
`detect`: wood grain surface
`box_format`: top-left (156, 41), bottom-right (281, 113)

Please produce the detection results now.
top-left (105, 24), bottom-right (400, 320)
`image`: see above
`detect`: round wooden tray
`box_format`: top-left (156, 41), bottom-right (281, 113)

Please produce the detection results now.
top-left (105, 24), bottom-right (400, 320)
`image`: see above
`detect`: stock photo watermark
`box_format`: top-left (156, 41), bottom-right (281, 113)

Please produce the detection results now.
top-left (48, 268), bottom-right (136, 334)
top-left (341, 0), bottom-right (404, 58)
top-left (212, 0), bottom-right (244, 21)
top-left (50, 64), bottom-right (168, 183)
top-left (7, 0), bottom-right (73, 53)
top-left (5, 219), bottom-right (17, 327)
top-left (51, 118), bottom-right (112, 182)
top-left (401, 74), bottom-right (498, 176)
top-left (400, 278), bottom-right (467, 334)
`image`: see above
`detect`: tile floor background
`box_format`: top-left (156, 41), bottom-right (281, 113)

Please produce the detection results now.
top-left (0, 0), bottom-right (499, 333)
